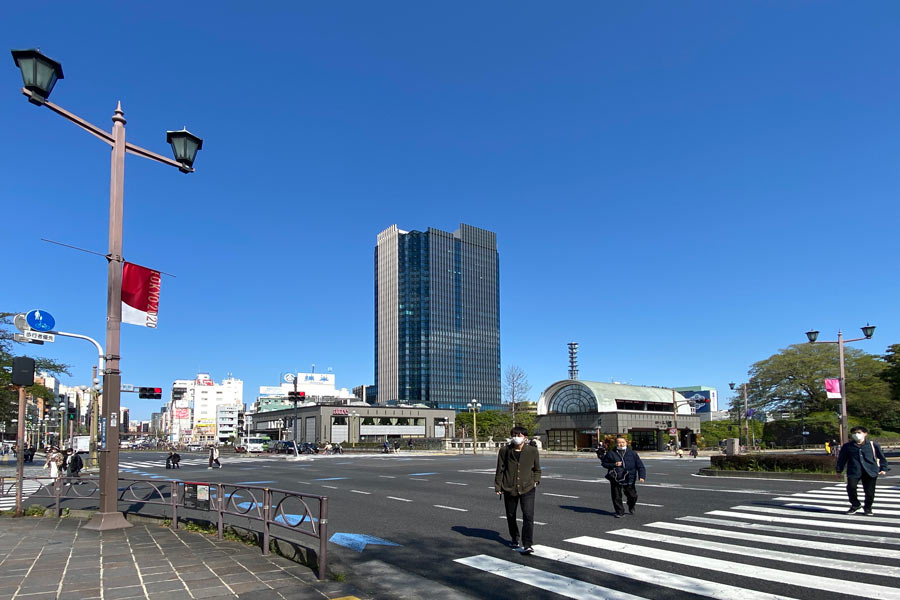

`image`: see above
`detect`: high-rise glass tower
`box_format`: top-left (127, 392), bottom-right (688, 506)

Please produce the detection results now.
top-left (376, 223), bottom-right (500, 410)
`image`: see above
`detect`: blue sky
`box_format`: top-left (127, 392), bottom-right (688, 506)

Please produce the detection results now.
top-left (4, 2), bottom-right (898, 421)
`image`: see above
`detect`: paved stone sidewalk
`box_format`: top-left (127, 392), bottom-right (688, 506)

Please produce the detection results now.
top-left (0, 517), bottom-right (367, 600)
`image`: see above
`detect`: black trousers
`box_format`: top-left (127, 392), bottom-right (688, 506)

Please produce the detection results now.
top-left (847, 472), bottom-right (878, 510)
top-left (503, 487), bottom-right (536, 547)
top-left (610, 481), bottom-right (638, 515)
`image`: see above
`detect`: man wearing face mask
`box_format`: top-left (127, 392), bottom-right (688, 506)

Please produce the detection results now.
top-left (494, 426), bottom-right (541, 555)
top-left (836, 426), bottom-right (890, 515)
top-left (600, 436), bottom-right (646, 518)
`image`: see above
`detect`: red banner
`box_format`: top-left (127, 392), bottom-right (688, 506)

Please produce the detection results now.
top-left (121, 262), bottom-right (161, 328)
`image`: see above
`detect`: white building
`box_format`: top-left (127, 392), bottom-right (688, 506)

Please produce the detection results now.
top-left (253, 371), bottom-right (356, 413)
top-left (168, 373), bottom-right (243, 444)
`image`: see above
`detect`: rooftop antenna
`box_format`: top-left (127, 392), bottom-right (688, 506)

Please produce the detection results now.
top-left (568, 342), bottom-right (579, 380)
top-left (311, 363), bottom-right (315, 373)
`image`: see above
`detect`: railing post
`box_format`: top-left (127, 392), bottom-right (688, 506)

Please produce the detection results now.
top-left (262, 488), bottom-right (270, 555)
top-left (172, 481), bottom-right (179, 529)
top-left (216, 483), bottom-right (223, 540)
top-left (55, 477), bottom-right (62, 517)
top-left (318, 496), bottom-right (328, 580)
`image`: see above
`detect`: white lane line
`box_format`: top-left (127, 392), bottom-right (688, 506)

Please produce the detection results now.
top-left (350, 490), bottom-right (371, 495)
top-left (542, 493), bottom-right (579, 499)
top-left (445, 482), bottom-right (468, 486)
top-left (434, 505), bottom-right (468, 512)
top-left (387, 496), bottom-right (412, 502)
top-left (498, 516), bottom-right (547, 526)
top-left (788, 492), bottom-right (900, 504)
top-left (379, 475), bottom-right (396, 479)
top-left (321, 485), bottom-right (338, 489)
top-left (705, 510), bottom-right (900, 533)
top-left (779, 502), bottom-right (900, 516)
top-left (647, 521), bottom-right (900, 559)
top-left (778, 496), bottom-right (900, 510)
top-left (455, 555), bottom-right (649, 600)
top-left (608, 528), bottom-right (900, 579)
top-left (730, 505), bottom-right (900, 524)
top-left (680, 515), bottom-right (900, 546)
top-left (410, 478), bottom-right (430, 481)
top-left (295, 481), bottom-right (310, 484)
top-left (529, 545), bottom-right (797, 600)
top-left (636, 502), bottom-right (663, 507)
top-left (566, 535), bottom-right (900, 599)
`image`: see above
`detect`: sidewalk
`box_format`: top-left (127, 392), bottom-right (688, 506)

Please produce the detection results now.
top-left (0, 516), bottom-right (369, 600)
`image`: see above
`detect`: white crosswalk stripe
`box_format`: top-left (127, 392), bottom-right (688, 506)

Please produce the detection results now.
top-left (455, 483), bottom-right (900, 599)
top-left (0, 480), bottom-right (46, 510)
top-left (118, 458), bottom-right (282, 470)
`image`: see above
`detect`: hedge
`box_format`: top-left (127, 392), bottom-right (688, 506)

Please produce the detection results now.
top-left (710, 454), bottom-right (837, 473)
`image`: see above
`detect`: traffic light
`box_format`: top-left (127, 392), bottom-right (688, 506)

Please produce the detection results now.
top-left (11, 357), bottom-right (35, 386)
top-left (287, 391), bottom-right (306, 401)
top-left (67, 406), bottom-right (77, 421)
top-left (138, 387), bottom-right (162, 400)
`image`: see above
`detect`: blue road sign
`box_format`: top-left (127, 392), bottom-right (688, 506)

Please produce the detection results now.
top-left (329, 533), bottom-right (400, 552)
top-left (25, 310), bottom-right (55, 332)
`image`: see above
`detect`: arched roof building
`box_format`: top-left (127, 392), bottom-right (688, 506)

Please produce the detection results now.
top-left (534, 380), bottom-right (702, 451)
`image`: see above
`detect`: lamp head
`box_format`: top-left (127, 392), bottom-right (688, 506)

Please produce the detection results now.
top-left (805, 329), bottom-right (819, 343)
top-left (166, 128), bottom-right (203, 171)
top-left (728, 382), bottom-right (735, 391)
top-left (11, 48), bottom-right (63, 104)
top-left (861, 323), bottom-right (875, 339)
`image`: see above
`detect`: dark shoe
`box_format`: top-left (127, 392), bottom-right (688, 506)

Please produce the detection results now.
top-left (521, 547), bottom-right (534, 555)
top-left (509, 539), bottom-right (520, 549)
top-left (614, 513), bottom-right (623, 518)
top-left (863, 510), bottom-right (874, 516)
top-left (628, 507), bottom-right (635, 515)
top-left (846, 506), bottom-right (861, 514)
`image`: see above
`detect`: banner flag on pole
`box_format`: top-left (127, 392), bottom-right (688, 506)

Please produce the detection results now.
top-left (122, 262), bottom-right (161, 328)
top-left (825, 378), bottom-right (841, 399)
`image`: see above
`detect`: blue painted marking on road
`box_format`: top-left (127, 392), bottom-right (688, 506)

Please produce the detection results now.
top-left (236, 481), bottom-right (275, 484)
top-left (274, 513), bottom-right (318, 525)
top-left (329, 533), bottom-right (400, 552)
top-left (314, 477), bottom-right (347, 481)
top-left (408, 472), bottom-right (437, 476)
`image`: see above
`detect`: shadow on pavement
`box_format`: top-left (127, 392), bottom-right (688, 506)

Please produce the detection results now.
top-left (559, 504), bottom-right (616, 516)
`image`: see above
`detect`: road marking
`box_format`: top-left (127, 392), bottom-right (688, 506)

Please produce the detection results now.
top-left (314, 477), bottom-right (347, 481)
top-left (455, 555), bottom-right (648, 600)
top-left (236, 480), bottom-right (275, 484)
top-left (378, 475), bottom-right (396, 479)
top-left (566, 535), bottom-right (900, 599)
top-left (408, 472), bottom-right (438, 476)
top-left (647, 520), bottom-right (900, 559)
top-left (349, 490), bottom-right (371, 495)
top-left (779, 501), bottom-right (900, 516)
top-left (705, 510), bottom-right (900, 533)
top-left (498, 516), bottom-right (547, 526)
top-left (607, 528), bottom-right (900, 579)
top-left (409, 478), bottom-right (430, 481)
top-left (321, 485), bottom-right (339, 489)
top-left (777, 496), bottom-right (900, 509)
top-left (680, 515), bottom-right (900, 545)
top-left (729, 504), bottom-right (900, 523)
top-left (386, 496), bottom-right (412, 502)
top-left (525, 546), bottom-right (796, 600)
top-left (636, 502), bottom-right (663, 507)
top-left (445, 482), bottom-right (468, 486)
top-left (434, 505), bottom-right (468, 512)
top-left (542, 493), bottom-right (578, 499)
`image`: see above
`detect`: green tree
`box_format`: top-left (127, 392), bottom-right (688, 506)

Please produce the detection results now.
top-left (1, 312), bottom-right (71, 429)
top-left (747, 343), bottom-right (895, 432)
top-left (878, 344), bottom-right (900, 431)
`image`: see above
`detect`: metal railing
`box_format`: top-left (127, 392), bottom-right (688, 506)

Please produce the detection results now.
top-left (0, 476), bottom-right (328, 578)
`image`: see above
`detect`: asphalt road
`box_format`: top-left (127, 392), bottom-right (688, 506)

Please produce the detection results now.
top-left (111, 450), bottom-right (900, 600)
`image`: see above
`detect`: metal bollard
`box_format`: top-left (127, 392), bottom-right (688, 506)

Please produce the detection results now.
top-left (318, 496), bottom-right (329, 580)
top-left (216, 483), bottom-right (223, 540)
top-left (262, 488), bottom-right (270, 555)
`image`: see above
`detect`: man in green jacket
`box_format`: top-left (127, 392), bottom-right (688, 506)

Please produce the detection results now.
top-left (494, 426), bottom-right (541, 554)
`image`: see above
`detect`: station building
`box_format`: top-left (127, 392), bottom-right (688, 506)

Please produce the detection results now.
top-left (247, 404), bottom-right (456, 445)
top-left (534, 380), bottom-right (702, 451)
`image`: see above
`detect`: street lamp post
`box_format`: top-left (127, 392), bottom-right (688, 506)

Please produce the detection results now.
top-left (467, 400), bottom-right (481, 455)
top-left (350, 411), bottom-right (359, 447)
top-left (728, 382), bottom-right (752, 451)
top-left (671, 390), bottom-right (696, 452)
top-left (12, 48), bottom-right (202, 531)
top-left (805, 324), bottom-right (875, 444)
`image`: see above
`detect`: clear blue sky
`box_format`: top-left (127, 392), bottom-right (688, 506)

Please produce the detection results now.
top-left (4, 2), bottom-right (898, 421)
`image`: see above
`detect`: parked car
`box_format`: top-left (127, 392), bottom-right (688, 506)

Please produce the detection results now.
top-left (267, 441), bottom-right (297, 454)
top-left (187, 444), bottom-right (203, 452)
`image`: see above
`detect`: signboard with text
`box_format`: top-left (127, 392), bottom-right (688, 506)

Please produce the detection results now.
top-left (183, 482), bottom-right (210, 510)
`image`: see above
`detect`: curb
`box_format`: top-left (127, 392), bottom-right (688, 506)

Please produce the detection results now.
top-left (698, 468), bottom-right (844, 481)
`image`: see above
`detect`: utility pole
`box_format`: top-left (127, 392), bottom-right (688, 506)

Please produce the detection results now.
top-left (90, 366), bottom-right (99, 466)
top-left (15, 386), bottom-right (26, 518)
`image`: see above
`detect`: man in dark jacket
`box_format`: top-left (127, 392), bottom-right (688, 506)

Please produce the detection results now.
top-left (836, 426), bottom-right (890, 515)
top-left (494, 426), bottom-right (541, 555)
top-left (600, 436), bottom-right (646, 518)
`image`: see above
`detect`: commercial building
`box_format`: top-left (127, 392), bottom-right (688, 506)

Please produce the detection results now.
top-left (167, 373), bottom-right (243, 444)
top-left (253, 372), bottom-right (356, 413)
top-left (375, 223), bottom-right (500, 411)
top-left (534, 380), bottom-right (701, 451)
top-left (248, 404), bottom-right (455, 445)
top-left (673, 386), bottom-right (718, 413)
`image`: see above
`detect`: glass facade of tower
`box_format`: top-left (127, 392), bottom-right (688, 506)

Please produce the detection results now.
top-left (376, 224), bottom-right (500, 411)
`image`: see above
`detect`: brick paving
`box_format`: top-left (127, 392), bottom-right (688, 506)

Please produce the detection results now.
top-left (0, 517), bottom-right (367, 600)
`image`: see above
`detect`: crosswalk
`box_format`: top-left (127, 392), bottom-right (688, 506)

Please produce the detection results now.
top-left (0, 479), bottom-right (45, 510)
top-left (118, 457), bottom-right (283, 471)
top-left (456, 483), bottom-right (900, 599)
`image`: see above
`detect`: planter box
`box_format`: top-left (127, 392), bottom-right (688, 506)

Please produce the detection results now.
top-left (698, 468), bottom-right (844, 481)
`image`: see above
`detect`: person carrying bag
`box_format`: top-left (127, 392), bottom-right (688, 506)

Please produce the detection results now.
top-left (600, 436), bottom-right (646, 518)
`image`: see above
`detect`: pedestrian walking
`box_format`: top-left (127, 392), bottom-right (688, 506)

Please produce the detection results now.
top-left (407, 439), bottom-right (414, 452)
top-left (67, 451), bottom-right (83, 478)
top-left (494, 426), bottom-right (541, 555)
top-left (207, 445), bottom-right (221, 469)
top-left (676, 446), bottom-right (684, 458)
top-left (166, 451), bottom-right (181, 469)
top-left (831, 440), bottom-right (839, 457)
top-left (836, 426), bottom-right (890, 515)
top-left (600, 436), bottom-right (646, 518)
top-left (43, 446), bottom-right (63, 479)
top-left (383, 440), bottom-right (390, 454)
top-left (690, 443), bottom-right (699, 458)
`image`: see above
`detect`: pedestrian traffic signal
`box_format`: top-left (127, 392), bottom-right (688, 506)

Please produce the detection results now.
top-left (67, 407), bottom-right (77, 421)
top-left (11, 356), bottom-right (35, 386)
top-left (138, 387), bottom-right (162, 399)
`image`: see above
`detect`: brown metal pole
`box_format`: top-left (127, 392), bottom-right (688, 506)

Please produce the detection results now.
top-left (84, 102), bottom-right (131, 531)
top-left (90, 366), bottom-right (98, 467)
top-left (15, 386), bottom-right (26, 517)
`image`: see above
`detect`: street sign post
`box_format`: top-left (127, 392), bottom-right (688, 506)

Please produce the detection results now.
top-left (21, 330), bottom-right (55, 343)
top-left (668, 427), bottom-right (678, 435)
top-left (25, 310), bottom-right (55, 332)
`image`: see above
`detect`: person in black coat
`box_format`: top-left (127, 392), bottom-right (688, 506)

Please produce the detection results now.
top-left (600, 436), bottom-right (646, 518)
top-left (836, 426), bottom-right (890, 515)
